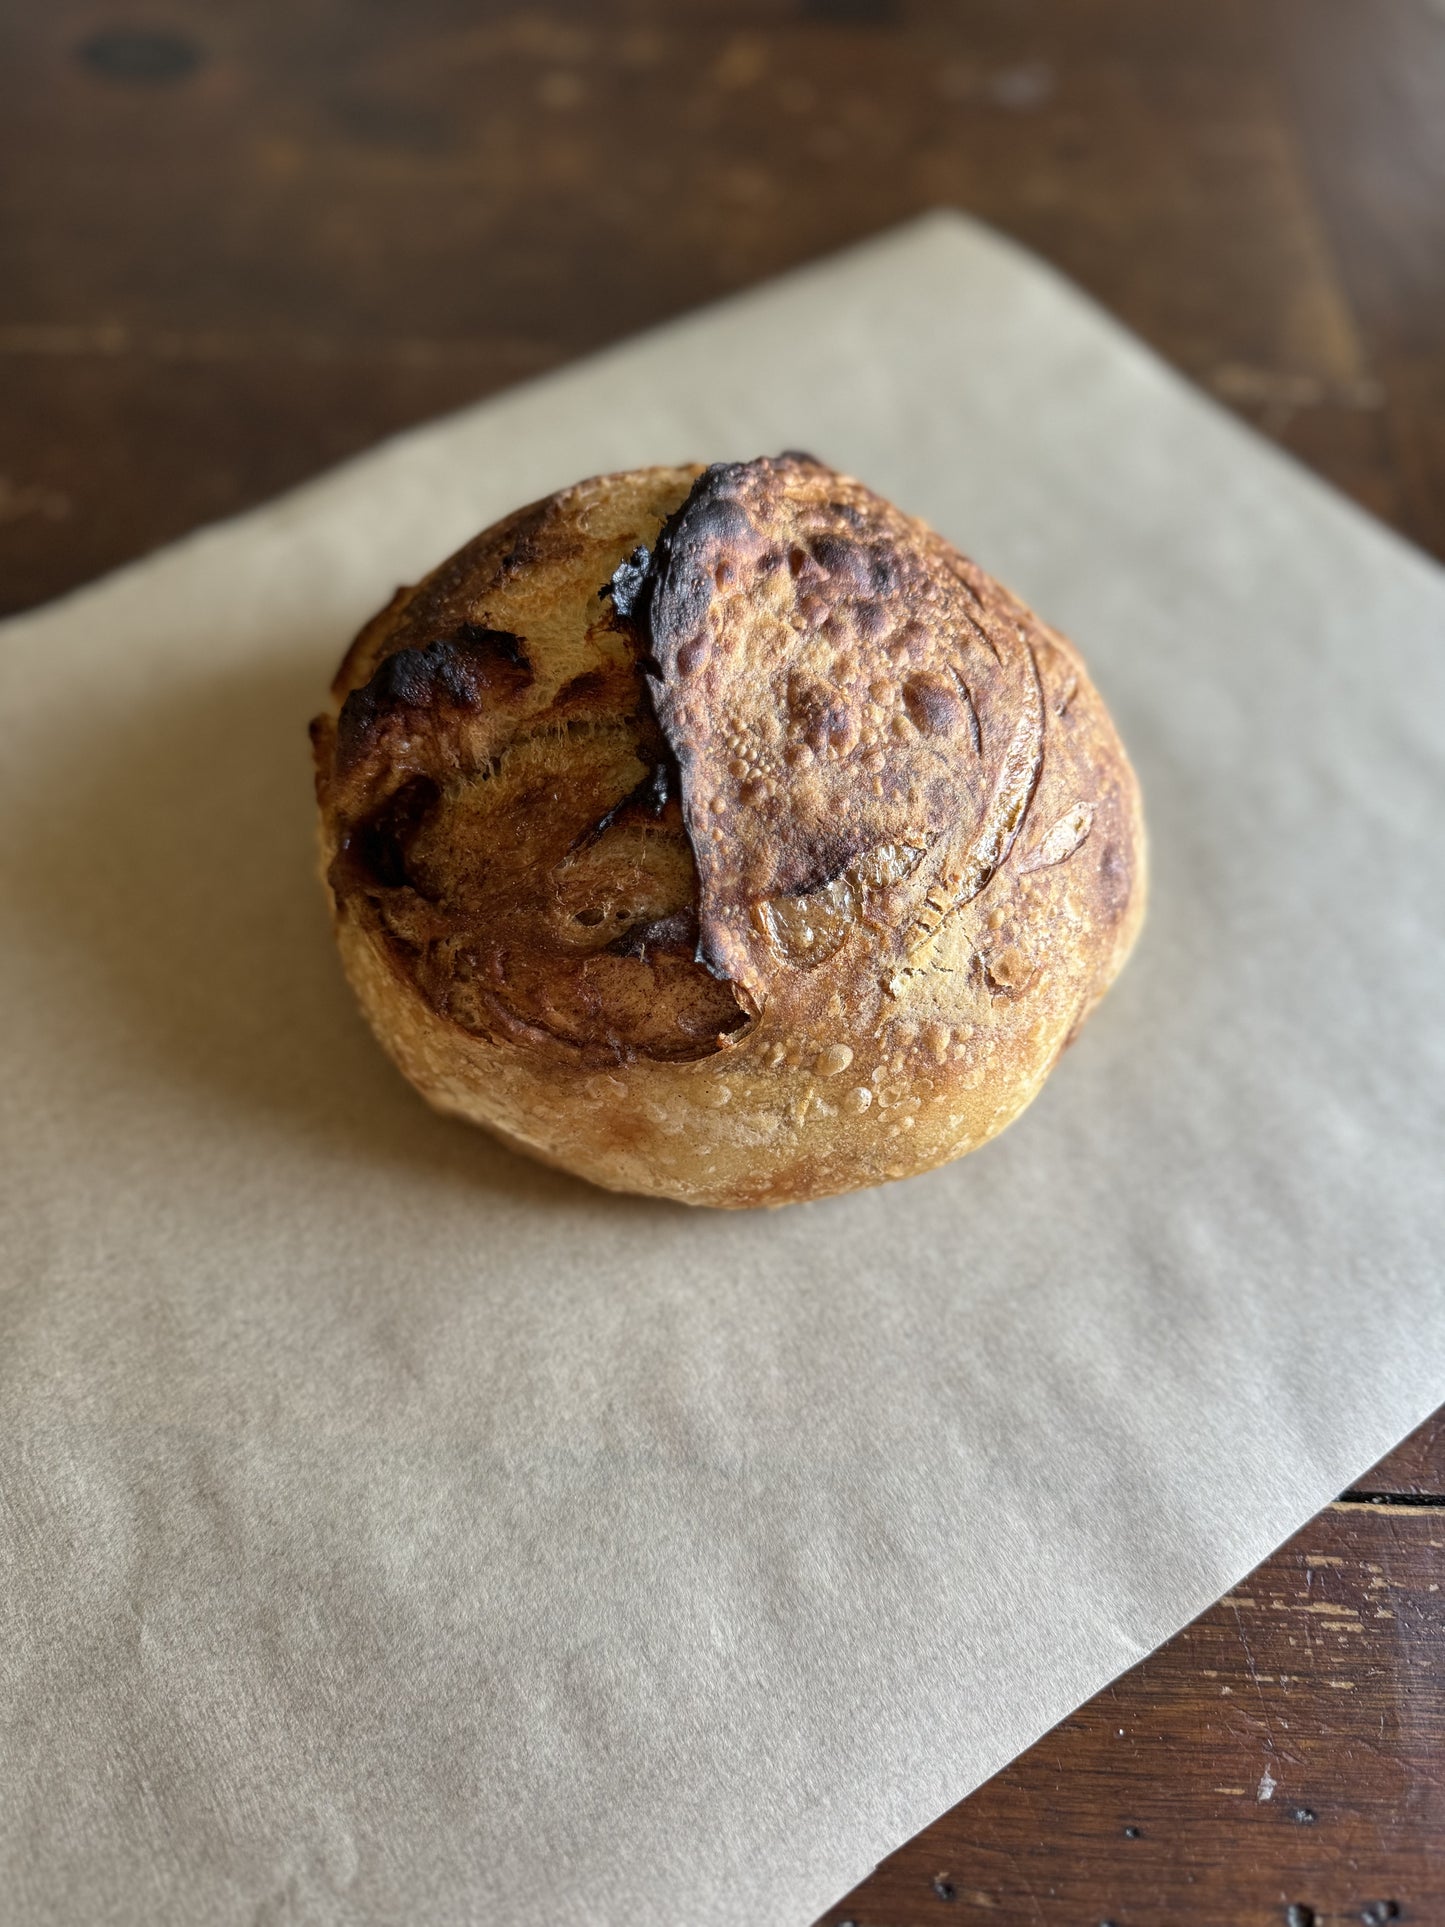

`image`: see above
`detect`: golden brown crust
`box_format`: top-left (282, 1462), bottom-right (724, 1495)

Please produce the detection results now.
top-left (312, 457), bottom-right (1145, 1207)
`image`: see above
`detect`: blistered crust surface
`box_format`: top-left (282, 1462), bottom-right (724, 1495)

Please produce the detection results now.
top-left (313, 456), bottom-right (1145, 1207)
top-left (640, 456), bottom-right (1052, 1010)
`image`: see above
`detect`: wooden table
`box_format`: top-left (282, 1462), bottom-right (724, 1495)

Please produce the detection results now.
top-left (823, 1415), bottom-right (1445, 1927)
top-left (4, 3), bottom-right (1441, 1919)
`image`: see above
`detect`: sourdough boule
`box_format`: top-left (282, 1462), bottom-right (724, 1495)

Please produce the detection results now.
top-left (310, 454), bottom-right (1145, 1207)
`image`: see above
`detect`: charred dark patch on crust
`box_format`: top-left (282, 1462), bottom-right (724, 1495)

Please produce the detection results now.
top-left (334, 626), bottom-right (532, 771)
top-left (570, 760), bottom-right (673, 852)
top-left (331, 773), bottom-right (441, 897)
top-left (603, 545), bottom-right (652, 618)
top-left (330, 497), bottom-right (557, 705)
top-left (331, 584), bottom-right (412, 701)
top-left (454, 620), bottom-right (527, 665)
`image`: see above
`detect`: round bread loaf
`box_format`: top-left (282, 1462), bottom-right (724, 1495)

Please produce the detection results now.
top-left (311, 455), bottom-right (1144, 1207)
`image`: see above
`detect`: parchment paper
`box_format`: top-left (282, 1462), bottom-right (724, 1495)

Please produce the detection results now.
top-left (3, 214), bottom-right (1443, 1927)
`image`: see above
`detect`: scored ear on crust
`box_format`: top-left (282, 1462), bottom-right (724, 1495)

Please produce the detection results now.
top-left (624, 453), bottom-right (1046, 1026)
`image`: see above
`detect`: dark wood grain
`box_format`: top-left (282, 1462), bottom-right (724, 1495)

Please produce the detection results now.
top-left (1351, 1413), bottom-right (1445, 1503)
top-left (2, 0), bottom-right (1441, 616)
top-left (2, 2), bottom-right (1442, 1919)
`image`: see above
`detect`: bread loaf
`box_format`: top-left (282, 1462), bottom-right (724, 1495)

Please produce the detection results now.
top-left (311, 454), bottom-right (1145, 1206)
